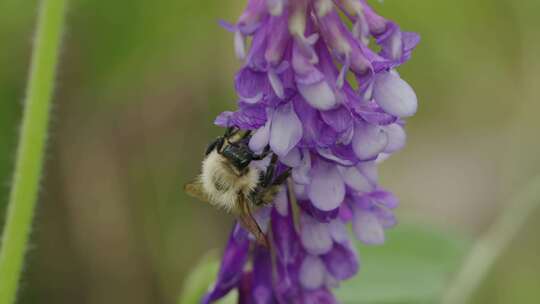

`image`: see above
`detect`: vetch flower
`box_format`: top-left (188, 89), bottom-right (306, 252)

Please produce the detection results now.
top-left (209, 0), bottom-right (419, 302)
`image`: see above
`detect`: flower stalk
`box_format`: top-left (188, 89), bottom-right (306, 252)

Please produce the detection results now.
top-left (0, 0), bottom-right (67, 303)
top-left (204, 0), bottom-right (420, 303)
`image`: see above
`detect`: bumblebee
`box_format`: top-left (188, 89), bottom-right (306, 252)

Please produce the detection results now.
top-left (184, 127), bottom-right (290, 247)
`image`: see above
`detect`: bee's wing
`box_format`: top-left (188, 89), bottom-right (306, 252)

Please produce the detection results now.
top-left (238, 195), bottom-right (269, 248)
top-left (184, 179), bottom-right (210, 203)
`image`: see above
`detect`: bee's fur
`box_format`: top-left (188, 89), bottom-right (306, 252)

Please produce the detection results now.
top-left (200, 149), bottom-right (261, 213)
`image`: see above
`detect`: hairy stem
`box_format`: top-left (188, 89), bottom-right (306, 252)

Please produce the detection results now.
top-left (442, 176), bottom-right (540, 304)
top-left (0, 0), bottom-right (67, 303)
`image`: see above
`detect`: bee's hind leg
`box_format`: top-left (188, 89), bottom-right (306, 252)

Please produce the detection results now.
top-left (251, 146), bottom-right (271, 161)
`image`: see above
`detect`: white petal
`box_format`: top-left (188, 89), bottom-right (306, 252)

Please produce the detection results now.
top-left (356, 161), bottom-right (378, 184)
top-left (294, 182), bottom-right (309, 200)
top-left (249, 118), bottom-right (271, 153)
top-left (268, 70), bottom-right (285, 99)
top-left (328, 220), bottom-right (349, 244)
top-left (292, 149), bottom-right (311, 185)
top-left (267, 0), bottom-right (284, 16)
top-left (352, 208), bottom-right (385, 245)
top-left (234, 31), bottom-right (246, 59)
top-left (270, 103), bottom-right (303, 157)
top-left (352, 121), bottom-right (389, 160)
top-left (281, 147), bottom-right (301, 167)
top-left (383, 123), bottom-right (407, 153)
top-left (298, 81), bottom-right (337, 110)
top-left (299, 255), bottom-right (326, 290)
top-left (273, 186), bottom-right (289, 216)
top-left (308, 162), bottom-right (345, 211)
top-left (375, 153), bottom-right (391, 164)
top-left (337, 165), bottom-right (374, 192)
top-left (373, 72), bottom-right (417, 117)
top-left (252, 207), bottom-right (272, 233)
top-left (389, 31), bottom-right (403, 60)
top-left (300, 214), bottom-right (333, 255)
top-left (317, 148), bottom-right (355, 166)
top-left (241, 92), bottom-right (263, 104)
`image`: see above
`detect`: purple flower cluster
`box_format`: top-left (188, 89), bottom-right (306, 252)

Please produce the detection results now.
top-left (206, 0), bottom-right (419, 303)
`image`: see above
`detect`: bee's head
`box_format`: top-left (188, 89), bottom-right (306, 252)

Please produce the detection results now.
top-left (221, 142), bottom-right (253, 173)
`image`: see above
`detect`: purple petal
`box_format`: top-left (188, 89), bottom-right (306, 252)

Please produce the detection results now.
top-left (330, 144), bottom-right (360, 164)
top-left (374, 205), bottom-right (397, 229)
top-left (293, 96), bottom-right (339, 148)
top-left (235, 68), bottom-right (270, 101)
top-left (299, 255), bottom-right (327, 290)
top-left (270, 102), bottom-right (303, 157)
top-left (214, 111), bottom-right (234, 128)
top-left (370, 190), bottom-right (399, 209)
top-left (218, 20), bottom-right (236, 32)
top-left (271, 206), bottom-right (301, 264)
top-left (202, 225), bottom-right (250, 303)
top-left (252, 247), bottom-right (275, 304)
top-left (226, 102), bottom-right (268, 130)
top-left (339, 202), bottom-right (353, 221)
top-left (320, 105), bottom-right (353, 133)
top-left (321, 243), bottom-right (359, 280)
top-left (264, 14), bottom-right (290, 66)
top-left (403, 31), bottom-right (421, 52)
top-left (307, 161), bottom-right (345, 212)
top-left (237, 272), bottom-right (253, 304)
top-left (302, 288), bottom-right (338, 304)
top-left (352, 101), bottom-right (397, 126)
top-left (352, 121), bottom-right (389, 160)
top-left (373, 71), bottom-right (418, 117)
top-left (297, 199), bottom-right (340, 222)
top-left (300, 213), bottom-right (333, 255)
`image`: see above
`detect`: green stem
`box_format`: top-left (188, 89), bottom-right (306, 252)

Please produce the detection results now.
top-left (442, 176), bottom-right (540, 304)
top-left (0, 0), bottom-right (67, 303)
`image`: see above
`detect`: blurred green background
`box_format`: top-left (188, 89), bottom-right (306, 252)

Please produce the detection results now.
top-left (1, 0), bottom-right (540, 303)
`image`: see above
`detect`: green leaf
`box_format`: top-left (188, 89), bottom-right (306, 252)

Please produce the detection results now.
top-left (336, 224), bottom-right (470, 304)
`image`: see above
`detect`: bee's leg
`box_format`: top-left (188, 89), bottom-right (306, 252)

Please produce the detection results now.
top-left (224, 126), bottom-right (239, 138)
top-left (260, 154), bottom-right (278, 187)
top-left (272, 167), bottom-right (291, 186)
top-left (205, 137), bottom-right (224, 156)
top-left (250, 155), bottom-right (290, 206)
top-left (240, 130), bottom-right (252, 140)
top-left (251, 146), bottom-right (271, 161)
